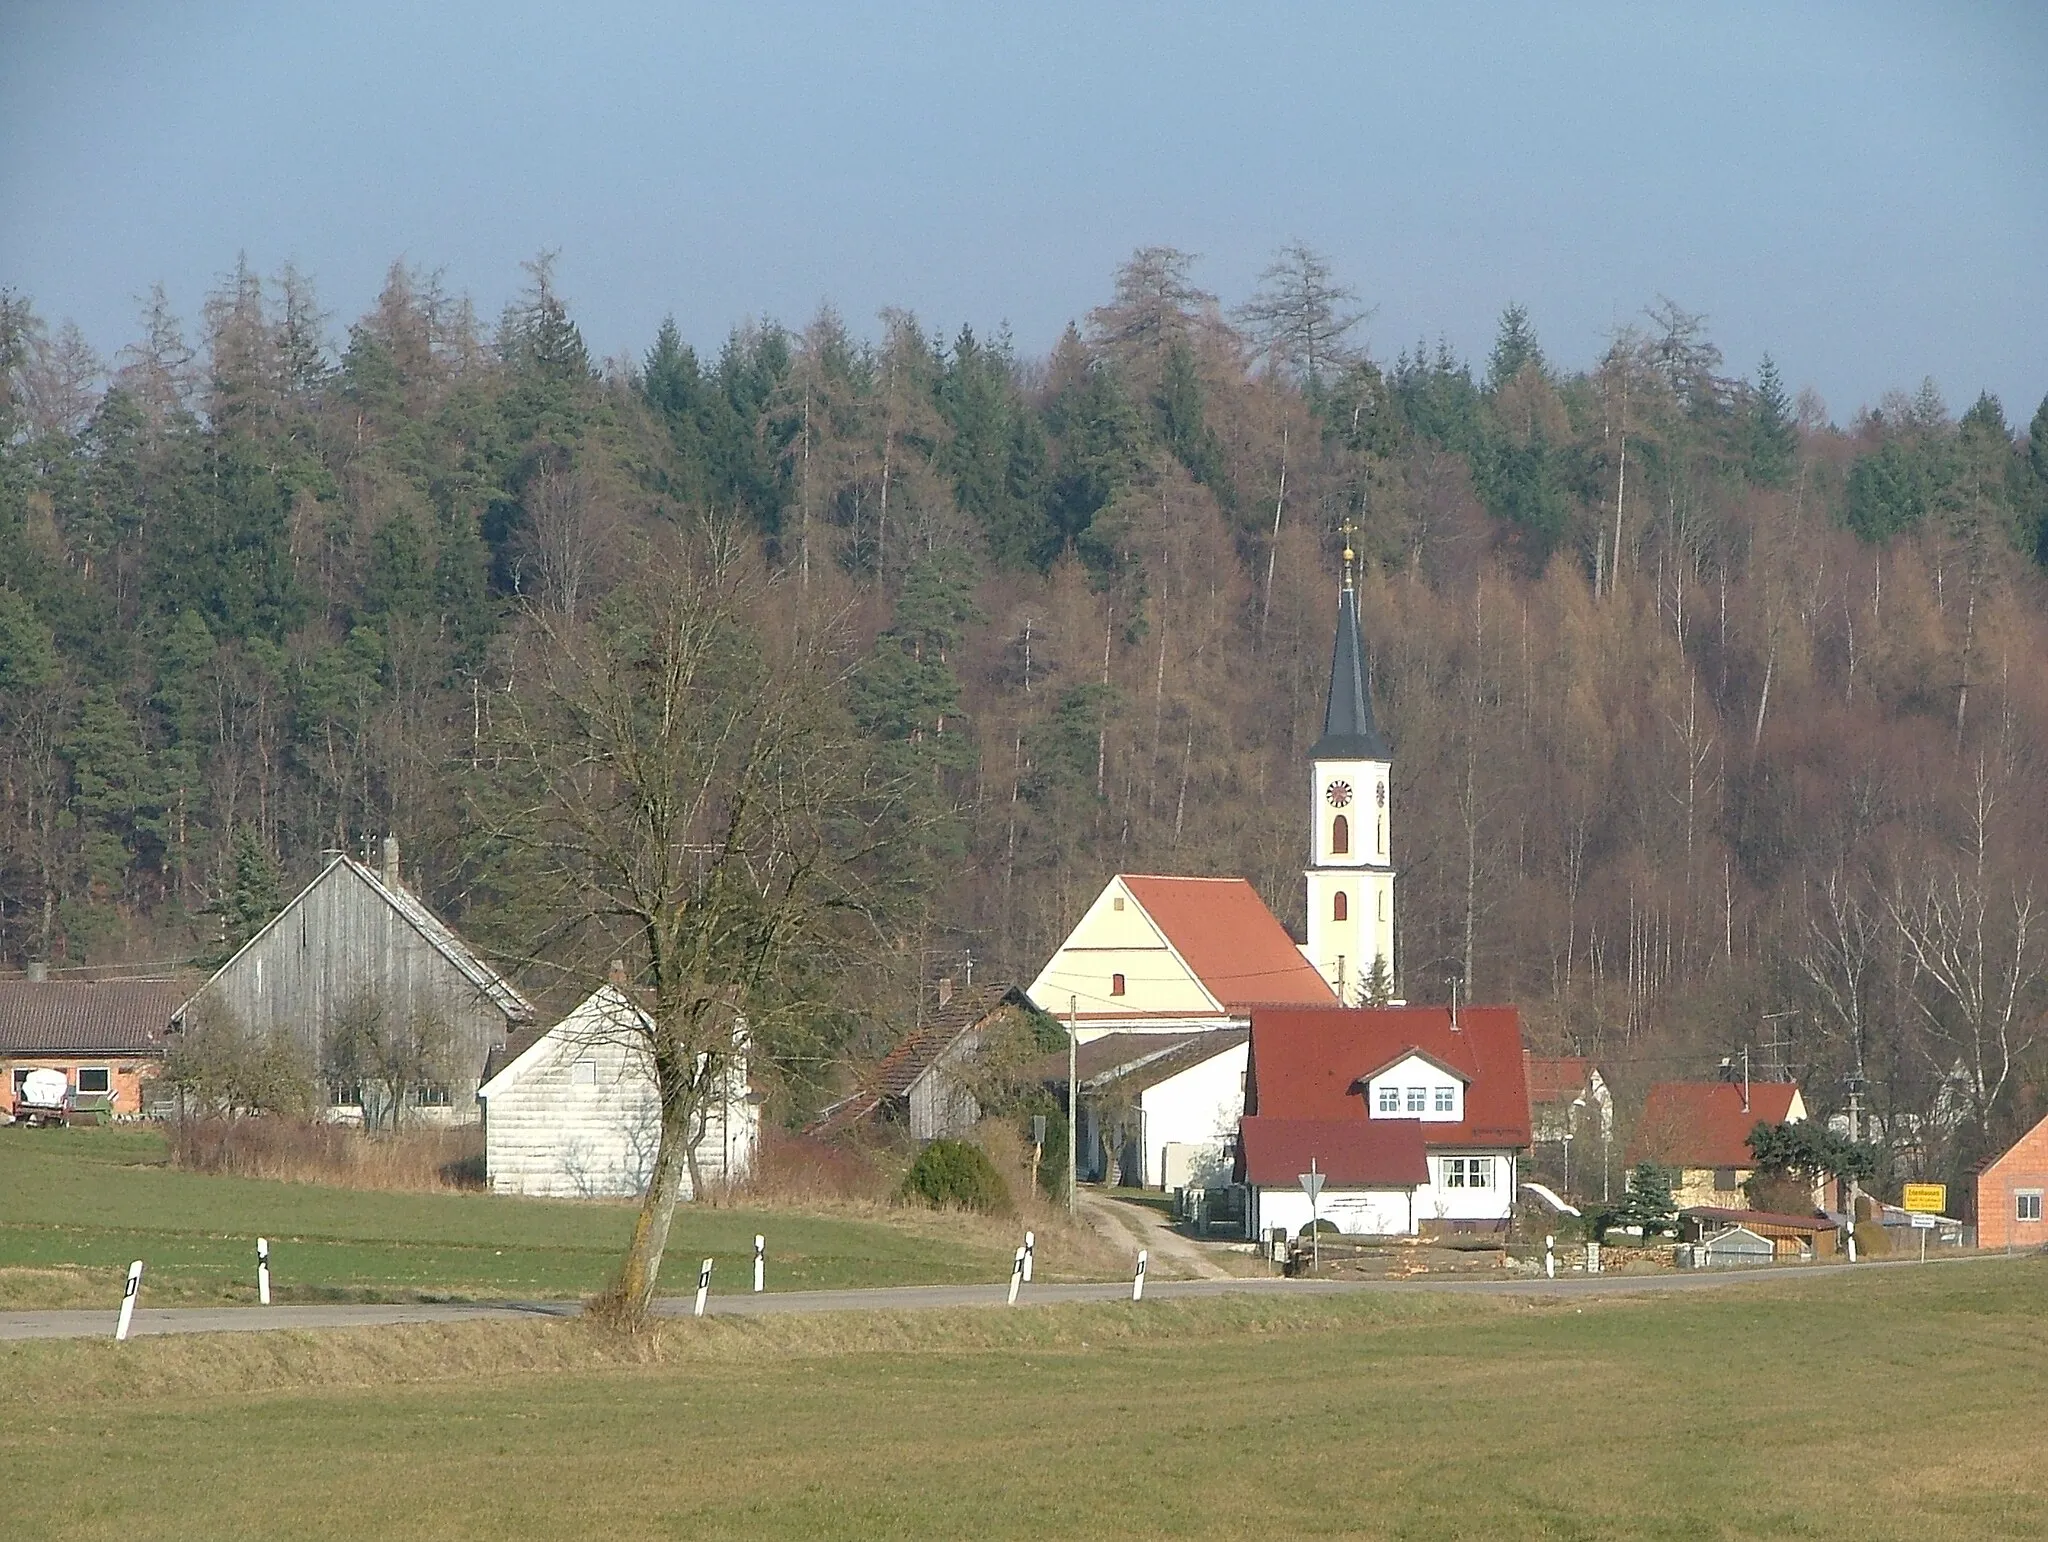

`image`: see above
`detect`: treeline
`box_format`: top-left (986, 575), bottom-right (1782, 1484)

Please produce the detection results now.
top-left (3, 247), bottom-right (2047, 1191)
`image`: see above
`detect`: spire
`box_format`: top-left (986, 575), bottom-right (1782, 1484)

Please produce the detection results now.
top-left (1312, 529), bottom-right (1389, 760)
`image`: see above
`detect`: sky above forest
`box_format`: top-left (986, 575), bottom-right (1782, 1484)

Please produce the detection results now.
top-left (3, 2), bottom-right (2044, 423)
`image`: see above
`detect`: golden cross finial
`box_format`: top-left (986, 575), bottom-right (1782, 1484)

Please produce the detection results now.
top-left (1338, 518), bottom-right (1358, 590)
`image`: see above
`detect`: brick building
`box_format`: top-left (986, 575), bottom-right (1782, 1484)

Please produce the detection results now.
top-left (1976, 1112), bottom-right (2048, 1251)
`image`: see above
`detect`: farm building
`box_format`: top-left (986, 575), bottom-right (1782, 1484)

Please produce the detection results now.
top-left (476, 984), bottom-right (757, 1199)
top-left (1042, 1030), bottom-right (1250, 1189)
top-left (1237, 1004), bottom-right (1532, 1238)
top-left (0, 971), bottom-right (195, 1119)
top-left (807, 981), bottom-right (1039, 1142)
top-left (175, 841), bottom-right (532, 1122)
top-left (1627, 1080), bottom-right (1809, 1210)
top-left (1976, 1110), bottom-right (2048, 1251)
top-left (1680, 1206), bottom-right (1837, 1260)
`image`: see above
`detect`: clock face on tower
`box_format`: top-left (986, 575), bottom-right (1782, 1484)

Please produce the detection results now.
top-left (1326, 781), bottom-right (1353, 809)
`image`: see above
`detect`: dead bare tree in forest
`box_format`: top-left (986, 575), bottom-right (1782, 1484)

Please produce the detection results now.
top-left (1236, 241), bottom-right (1365, 387)
top-left (481, 522), bottom-right (902, 1323)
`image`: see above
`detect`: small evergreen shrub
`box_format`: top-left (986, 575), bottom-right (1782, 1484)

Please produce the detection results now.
top-left (900, 1139), bottom-right (1012, 1213)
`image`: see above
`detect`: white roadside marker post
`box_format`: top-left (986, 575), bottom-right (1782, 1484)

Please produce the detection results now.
top-left (1023, 1230), bottom-right (1035, 1283)
top-left (694, 1258), bottom-right (713, 1318)
top-left (115, 1260), bottom-right (143, 1341)
top-left (1007, 1246), bottom-right (1025, 1305)
top-left (1545, 1234), bottom-right (1556, 1280)
top-left (754, 1234), bottom-right (765, 1294)
top-left (257, 1237), bottom-right (271, 1305)
top-left (1132, 1250), bottom-right (1148, 1302)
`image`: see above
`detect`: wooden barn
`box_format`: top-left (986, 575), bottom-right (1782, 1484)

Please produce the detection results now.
top-left (806, 981), bottom-right (1036, 1143)
top-left (174, 840), bottom-right (532, 1122)
top-left (476, 984), bottom-right (757, 1199)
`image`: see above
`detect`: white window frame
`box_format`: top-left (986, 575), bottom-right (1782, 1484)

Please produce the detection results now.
top-left (2018, 1190), bottom-right (2043, 1223)
top-left (1404, 1086), bottom-right (1426, 1113)
top-left (1376, 1085), bottom-right (1399, 1115)
top-left (1442, 1156), bottom-right (1495, 1190)
top-left (1432, 1085), bottom-right (1455, 1114)
top-left (74, 1066), bottom-right (112, 1096)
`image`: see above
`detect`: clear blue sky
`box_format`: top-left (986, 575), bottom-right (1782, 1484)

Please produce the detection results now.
top-left (3, 1), bottom-right (2043, 422)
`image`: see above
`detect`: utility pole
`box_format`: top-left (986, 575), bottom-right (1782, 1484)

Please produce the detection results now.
top-left (1067, 995), bottom-right (1079, 1220)
top-left (1844, 1068), bottom-right (1865, 1263)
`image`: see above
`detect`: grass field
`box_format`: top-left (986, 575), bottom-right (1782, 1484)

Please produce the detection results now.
top-left (0, 1126), bottom-right (1070, 1306)
top-left (2, 1258), bottom-right (2042, 1539)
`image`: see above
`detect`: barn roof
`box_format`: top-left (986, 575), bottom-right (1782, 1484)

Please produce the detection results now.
top-left (1627, 1081), bottom-right (1802, 1169)
top-left (1033, 1029), bottom-right (1247, 1095)
top-left (1680, 1205), bottom-right (1837, 1233)
top-left (1238, 1116), bottom-right (1429, 1187)
top-left (1119, 876), bottom-right (1337, 1011)
top-left (1525, 1055), bottom-right (1598, 1105)
top-left (804, 982), bottom-right (1027, 1138)
top-left (179, 855), bottom-right (533, 1026)
top-left (0, 975), bottom-right (197, 1056)
top-left (1244, 1004), bottom-right (1531, 1148)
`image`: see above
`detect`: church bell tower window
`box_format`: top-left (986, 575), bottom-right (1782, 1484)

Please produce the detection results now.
top-left (1333, 892), bottom-right (1347, 922)
top-left (1331, 815), bottom-right (1349, 856)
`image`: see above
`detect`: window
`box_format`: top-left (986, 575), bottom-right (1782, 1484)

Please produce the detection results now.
top-left (1714, 1167), bottom-right (1740, 1192)
top-left (415, 1083), bottom-right (452, 1107)
top-left (1333, 892), bottom-right (1348, 922)
top-left (1376, 1086), bottom-right (1399, 1114)
top-left (1377, 816), bottom-right (1385, 855)
top-left (2019, 1192), bottom-right (2044, 1223)
top-left (1432, 1086), bottom-right (1454, 1114)
top-left (75, 1067), bottom-right (111, 1096)
top-left (1112, 896), bottom-right (1124, 911)
top-left (571, 1059), bottom-right (597, 1086)
top-left (1331, 814), bottom-right (1349, 855)
top-left (1405, 1086), bottom-right (1426, 1113)
top-left (1110, 973), bottom-right (1126, 996)
top-left (1378, 890), bottom-right (1386, 921)
top-left (330, 1082), bottom-right (362, 1108)
top-left (1442, 1156), bottom-right (1494, 1189)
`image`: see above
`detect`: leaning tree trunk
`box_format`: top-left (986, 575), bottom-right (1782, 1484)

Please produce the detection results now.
top-left (609, 1082), bottom-right (698, 1322)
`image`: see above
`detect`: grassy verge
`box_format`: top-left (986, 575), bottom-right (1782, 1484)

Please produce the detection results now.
top-left (0, 1126), bottom-right (1119, 1306)
top-left (1, 1260), bottom-right (2042, 1539)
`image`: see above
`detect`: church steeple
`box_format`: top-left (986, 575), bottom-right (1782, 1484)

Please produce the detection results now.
top-left (1302, 527), bottom-right (1395, 1004)
top-left (1312, 532), bottom-right (1390, 761)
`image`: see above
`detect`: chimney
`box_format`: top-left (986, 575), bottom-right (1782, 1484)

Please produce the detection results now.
top-left (27, 961), bottom-right (48, 983)
top-left (937, 977), bottom-right (955, 1009)
top-left (381, 834), bottom-right (400, 889)
top-left (607, 958), bottom-right (629, 988)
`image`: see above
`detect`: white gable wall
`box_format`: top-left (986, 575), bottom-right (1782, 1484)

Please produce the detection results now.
top-left (1027, 877), bottom-right (1229, 1040)
top-left (1365, 1053), bottom-right (1466, 1122)
top-left (1134, 1041), bottom-right (1248, 1187)
top-left (479, 989), bottom-right (756, 1200)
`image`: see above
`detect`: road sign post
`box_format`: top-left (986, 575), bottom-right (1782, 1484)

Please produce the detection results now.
top-left (694, 1258), bottom-right (712, 1318)
top-left (754, 1234), bottom-right (765, 1293)
top-left (1911, 1211), bottom-right (1937, 1262)
top-left (257, 1237), bottom-right (271, 1306)
top-left (115, 1260), bottom-right (142, 1341)
top-left (1902, 1184), bottom-right (1947, 1214)
top-left (1298, 1160), bottom-right (1325, 1273)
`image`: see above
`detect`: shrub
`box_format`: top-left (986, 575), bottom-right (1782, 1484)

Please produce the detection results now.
top-left (899, 1139), bottom-right (1011, 1214)
top-left (168, 1117), bottom-right (485, 1192)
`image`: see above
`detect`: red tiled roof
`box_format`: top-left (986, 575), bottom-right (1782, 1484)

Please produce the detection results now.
top-left (0, 976), bottom-right (195, 1056)
top-left (1120, 876), bottom-right (1336, 1011)
top-left (1238, 1117), bottom-right (1430, 1187)
top-left (1244, 1005), bottom-right (1531, 1147)
top-left (1628, 1081), bottom-right (1801, 1169)
top-left (1525, 1054), bottom-right (1595, 1104)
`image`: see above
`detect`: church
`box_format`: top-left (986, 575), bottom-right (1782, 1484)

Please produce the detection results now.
top-left (1027, 538), bottom-right (1531, 1231)
top-left (1027, 532), bottom-right (1400, 1031)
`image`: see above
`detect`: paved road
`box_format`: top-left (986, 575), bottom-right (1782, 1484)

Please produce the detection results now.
top-left (0, 1255), bottom-right (1995, 1342)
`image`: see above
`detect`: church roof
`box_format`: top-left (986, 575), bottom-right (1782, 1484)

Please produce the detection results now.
top-left (1120, 876), bottom-right (1338, 1011)
top-left (1312, 582), bottom-right (1390, 761)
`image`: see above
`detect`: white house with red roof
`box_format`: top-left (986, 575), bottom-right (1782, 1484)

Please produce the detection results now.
top-left (1237, 1004), bottom-right (1532, 1238)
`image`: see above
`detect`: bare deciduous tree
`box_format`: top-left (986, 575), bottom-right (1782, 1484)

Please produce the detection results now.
top-left (482, 520), bottom-right (905, 1322)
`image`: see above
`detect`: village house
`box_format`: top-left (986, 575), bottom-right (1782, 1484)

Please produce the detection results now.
top-left (1976, 1109), bottom-right (2048, 1251)
top-left (806, 980), bottom-right (1037, 1143)
top-left (476, 983), bottom-right (757, 1199)
top-left (1, 969), bottom-right (196, 1119)
top-left (175, 840), bottom-right (533, 1122)
top-left (1627, 1079), bottom-right (1809, 1211)
top-left (1237, 1004), bottom-right (1532, 1238)
top-left (1043, 1029), bottom-right (1249, 1189)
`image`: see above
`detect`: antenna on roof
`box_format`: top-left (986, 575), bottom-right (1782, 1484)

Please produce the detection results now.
top-left (1447, 977), bottom-right (1461, 1032)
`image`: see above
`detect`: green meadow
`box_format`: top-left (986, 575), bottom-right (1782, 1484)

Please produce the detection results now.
top-left (2, 1258), bottom-right (2042, 1540)
top-left (0, 1126), bottom-right (1032, 1305)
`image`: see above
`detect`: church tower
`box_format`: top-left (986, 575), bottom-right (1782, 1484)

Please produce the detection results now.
top-left (1304, 533), bottom-right (1394, 1003)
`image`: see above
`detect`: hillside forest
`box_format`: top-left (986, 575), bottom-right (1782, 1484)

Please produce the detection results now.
top-left (4, 247), bottom-right (2047, 1193)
